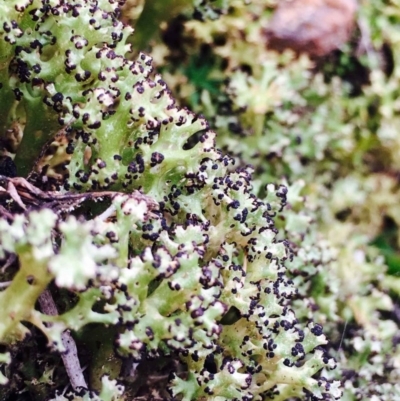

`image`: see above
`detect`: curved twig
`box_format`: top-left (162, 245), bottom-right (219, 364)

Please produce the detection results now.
top-left (0, 175), bottom-right (158, 215)
top-left (38, 289), bottom-right (88, 391)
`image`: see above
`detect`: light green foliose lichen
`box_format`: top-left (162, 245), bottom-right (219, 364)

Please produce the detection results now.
top-left (151, 0), bottom-right (400, 400)
top-left (0, 1), bottom-right (340, 401)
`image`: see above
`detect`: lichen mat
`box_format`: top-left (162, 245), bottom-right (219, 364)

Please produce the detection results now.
top-left (0, 0), bottom-right (339, 399)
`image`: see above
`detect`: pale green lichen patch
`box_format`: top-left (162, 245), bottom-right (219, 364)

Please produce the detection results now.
top-left (0, 1), bottom-right (358, 400)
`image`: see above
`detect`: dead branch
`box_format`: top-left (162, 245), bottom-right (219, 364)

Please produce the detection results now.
top-left (38, 289), bottom-right (88, 391)
top-left (0, 175), bottom-right (158, 215)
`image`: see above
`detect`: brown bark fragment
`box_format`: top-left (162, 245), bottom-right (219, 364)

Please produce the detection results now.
top-left (264, 0), bottom-right (358, 57)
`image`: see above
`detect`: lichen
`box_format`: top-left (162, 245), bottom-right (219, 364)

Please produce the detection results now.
top-left (150, 0), bottom-right (400, 399)
top-left (0, 1), bottom-right (340, 400)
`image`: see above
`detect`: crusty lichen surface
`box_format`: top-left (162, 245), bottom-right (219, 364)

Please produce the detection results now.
top-left (0, 1), bottom-right (341, 401)
top-left (148, 0), bottom-right (400, 400)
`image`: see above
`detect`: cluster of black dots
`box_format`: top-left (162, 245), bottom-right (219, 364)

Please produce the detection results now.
top-left (121, 296), bottom-right (221, 361)
top-left (2, 0), bottom-right (129, 107)
top-left (149, 151), bottom-right (164, 167)
top-left (2, 3), bottom-right (124, 192)
top-left (113, 223), bottom-right (228, 361)
top-left (2, 18), bottom-right (24, 45)
top-left (196, 357), bottom-right (252, 398)
top-left (218, 243), bottom-right (333, 376)
top-left (158, 183), bottom-right (187, 216)
top-left (141, 221), bottom-right (161, 242)
top-left (209, 167), bottom-right (261, 229)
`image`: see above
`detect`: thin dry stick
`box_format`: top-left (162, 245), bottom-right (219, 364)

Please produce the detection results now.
top-left (38, 289), bottom-right (87, 390)
top-left (0, 254), bottom-right (17, 273)
top-left (0, 204), bottom-right (14, 220)
top-left (7, 181), bottom-right (26, 210)
top-left (356, 16), bottom-right (374, 60)
top-left (338, 319), bottom-right (348, 351)
top-left (0, 175), bottom-right (158, 214)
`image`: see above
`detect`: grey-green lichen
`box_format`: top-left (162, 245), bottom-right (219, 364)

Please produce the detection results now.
top-left (149, 0), bottom-right (400, 400)
top-left (0, 1), bottom-right (340, 401)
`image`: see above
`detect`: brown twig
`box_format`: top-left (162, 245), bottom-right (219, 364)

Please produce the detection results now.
top-left (0, 205), bottom-right (14, 220)
top-left (0, 175), bottom-right (158, 215)
top-left (38, 289), bottom-right (88, 391)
